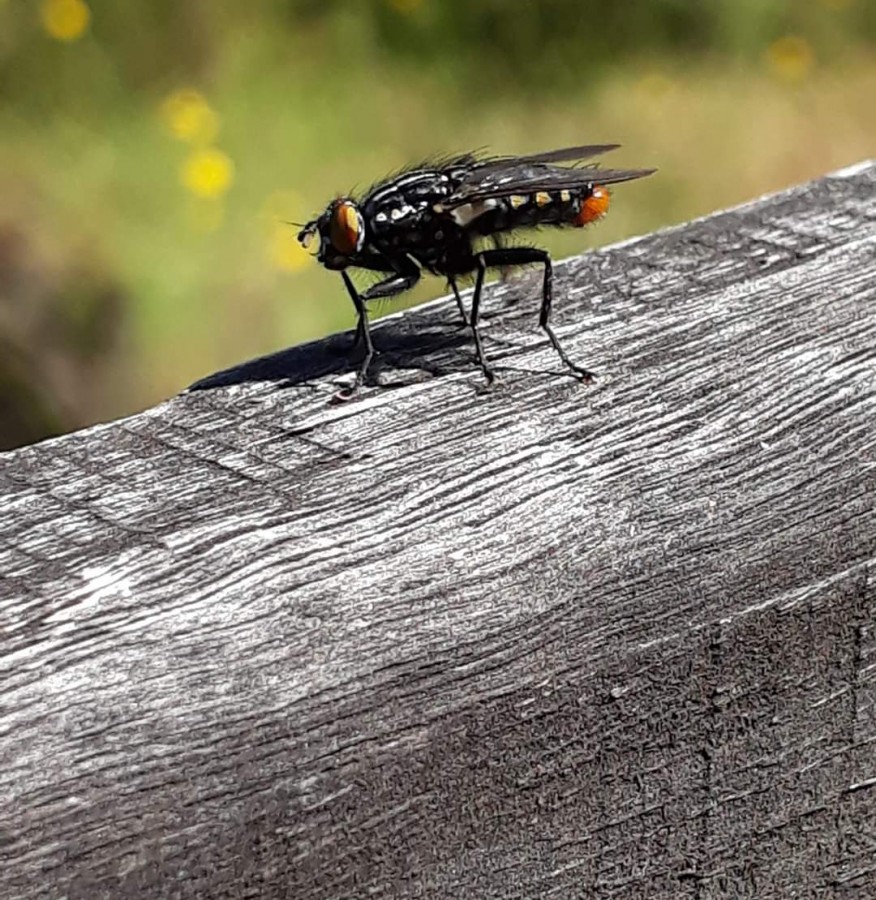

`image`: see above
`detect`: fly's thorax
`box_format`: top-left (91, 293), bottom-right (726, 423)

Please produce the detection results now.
top-left (370, 215), bottom-right (470, 273)
top-left (361, 173), bottom-right (467, 268)
top-left (363, 171), bottom-right (455, 240)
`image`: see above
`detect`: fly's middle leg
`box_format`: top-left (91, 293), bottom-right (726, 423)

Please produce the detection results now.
top-left (470, 256), bottom-right (495, 385)
top-left (448, 277), bottom-right (468, 326)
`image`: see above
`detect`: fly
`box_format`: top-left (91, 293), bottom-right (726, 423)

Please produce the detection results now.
top-left (298, 144), bottom-right (655, 397)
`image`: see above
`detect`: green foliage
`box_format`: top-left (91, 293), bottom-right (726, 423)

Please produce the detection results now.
top-left (3, 1), bottom-right (874, 102)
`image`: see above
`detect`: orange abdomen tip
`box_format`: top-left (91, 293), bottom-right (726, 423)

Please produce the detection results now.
top-left (574, 185), bottom-right (610, 226)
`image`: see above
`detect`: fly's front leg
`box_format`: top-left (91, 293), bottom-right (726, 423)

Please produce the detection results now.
top-left (350, 311), bottom-right (365, 351)
top-left (339, 264), bottom-right (421, 397)
top-left (475, 247), bottom-right (595, 383)
top-left (340, 271), bottom-right (375, 397)
top-left (360, 269), bottom-right (421, 301)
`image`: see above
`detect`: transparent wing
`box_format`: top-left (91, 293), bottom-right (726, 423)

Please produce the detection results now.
top-left (444, 161), bottom-right (656, 209)
top-left (471, 143), bottom-right (620, 170)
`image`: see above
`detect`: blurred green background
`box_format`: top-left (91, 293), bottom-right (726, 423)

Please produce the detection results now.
top-left (1, 0), bottom-right (874, 449)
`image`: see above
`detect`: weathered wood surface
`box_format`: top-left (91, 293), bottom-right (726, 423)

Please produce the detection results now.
top-left (2, 161), bottom-right (876, 899)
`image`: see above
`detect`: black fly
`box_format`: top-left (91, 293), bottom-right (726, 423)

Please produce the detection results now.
top-left (298, 144), bottom-right (654, 397)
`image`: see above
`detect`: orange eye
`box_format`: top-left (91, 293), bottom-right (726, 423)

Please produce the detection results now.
top-left (329, 201), bottom-right (363, 255)
top-left (574, 185), bottom-right (611, 226)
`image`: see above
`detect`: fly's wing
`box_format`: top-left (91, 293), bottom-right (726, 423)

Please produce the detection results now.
top-left (444, 161), bottom-right (656, 210)
top-left (472, 143), bottom-right (620, 170)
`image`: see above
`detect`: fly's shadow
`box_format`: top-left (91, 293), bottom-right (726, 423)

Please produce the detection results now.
top-left (188, 310), bottom-right (472, 394)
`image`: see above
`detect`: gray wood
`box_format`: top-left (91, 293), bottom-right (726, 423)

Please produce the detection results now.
top-left (2, 161), bottom-right (876, 899)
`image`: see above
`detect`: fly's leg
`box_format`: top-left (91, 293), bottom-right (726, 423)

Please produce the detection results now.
top-left (450, 237), bottom-right (512, 350)
top-left (470, 254), bottom-right (495, 386)
top-left (341, 271), bottom-right (375, 397)
top-left (448, 277), bottom-right (468, 326)
top-left (474, 247), bottom-right (595, 383)
top-left (491, 233), bottom-right (512, 282)
top-left (534, 251), bottom-right (595, 382)
top-left (339, 266), bottom-right (421, 398)
top-left (350, 312), bottom-right (365, 351)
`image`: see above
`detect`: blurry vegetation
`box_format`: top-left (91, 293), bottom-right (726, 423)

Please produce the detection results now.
top-left (0, 0), bottom-right (874, 448)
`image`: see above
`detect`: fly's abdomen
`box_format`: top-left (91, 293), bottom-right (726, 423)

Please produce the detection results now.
top-left (465, 184), bottom-right (611, 236)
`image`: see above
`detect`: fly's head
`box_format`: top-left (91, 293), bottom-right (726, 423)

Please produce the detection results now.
top-left (297, 198), bottom-right (365, 271)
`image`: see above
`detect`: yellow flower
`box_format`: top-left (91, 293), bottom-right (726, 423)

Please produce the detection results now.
top-left (40, 0), bottom-right (90, 42)
top-left (765, 36), bottom-right (815, 82)
top-left (160, 89), bottom-right (220, 144)
top-left (180, 148), bottom-right (234, 199)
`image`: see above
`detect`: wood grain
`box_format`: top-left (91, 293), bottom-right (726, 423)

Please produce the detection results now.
top-left (2, 161), bottom-right (875, 899)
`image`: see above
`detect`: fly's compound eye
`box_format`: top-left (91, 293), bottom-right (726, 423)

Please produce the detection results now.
top-left (329, 201), bottom-right (365, 256)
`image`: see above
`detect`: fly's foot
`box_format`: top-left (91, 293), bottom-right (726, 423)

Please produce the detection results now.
top-left (569, 366), bottom-right (596, 384)
top-left (330, 385), bottom-right (362, 404)
top-left (477, 364), bottom-right (497, 391)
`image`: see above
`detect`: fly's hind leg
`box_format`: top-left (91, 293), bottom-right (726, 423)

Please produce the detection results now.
top-left (473, 247), bottom-right (595, 384)
top-left (469, 254), bottom-right (496, 385)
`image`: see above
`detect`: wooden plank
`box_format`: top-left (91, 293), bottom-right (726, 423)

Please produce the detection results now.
top-left (2, 161), bottom-right (875, 899)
